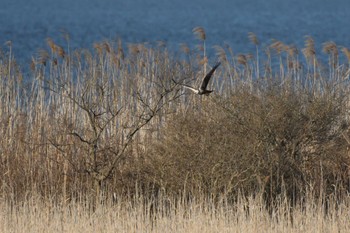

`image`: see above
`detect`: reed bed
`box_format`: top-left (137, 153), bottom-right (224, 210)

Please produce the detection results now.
top-left (1, 193), bottom-right (349, 233)
top-left (1, 30), bottom-right (350, 231)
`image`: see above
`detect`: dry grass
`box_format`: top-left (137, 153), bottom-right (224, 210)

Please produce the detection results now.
top-left (1, 193), bottom-right (350, 233)
top-left (1, 32), bottom-right (350, 231)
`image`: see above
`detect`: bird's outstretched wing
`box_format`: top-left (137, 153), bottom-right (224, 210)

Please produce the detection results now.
top-left (200, 62), bottom-right (221, 90)
top-left (181, 84), bottom-right (199, 94)
top-left (172, 78), bottom-right (199, 94)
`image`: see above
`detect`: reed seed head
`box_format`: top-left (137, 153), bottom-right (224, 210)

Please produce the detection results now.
top-left (37, 49), bottom-right (49, 66)
top-left (213, 45), bottom-right (227, 62)
top-left (103, 41), bottom-right (111, 54)
top-left (270, 40), bottom-right (285, 54)
top-left (5, 40), bottom-right (12, 47)
top-left (237, 54), bottom-right (248, 66)
top-left (322, 41), bottom-right (338, 56)
top-left (192, 27), bottom-right (206, 40)
top-left (248, 32), bottom-right (259, 45)
top-left (30, 57), bottom-right (36, 71)
top-left (94, 43), bottom-right (103, 56)
top-left (286, 44), bottom-right (298, 57)
top-left (302, 36), bottom-right (316, 59)
top-left (46, 38), bottom-right (56, 53)
top-left (57, 46), bottom-right (65, 58)
top-left (341, 47), bottom-right (350, 63)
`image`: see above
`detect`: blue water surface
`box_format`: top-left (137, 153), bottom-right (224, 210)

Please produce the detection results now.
top-left (1, 0), bottom-right (350, 67)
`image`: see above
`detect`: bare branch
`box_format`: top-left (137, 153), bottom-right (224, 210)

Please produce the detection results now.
top-left (69, 132), bottom-right (91, 145)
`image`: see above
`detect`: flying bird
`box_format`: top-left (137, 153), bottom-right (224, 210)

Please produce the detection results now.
top-left (174, 62), bottom-right (221, 95)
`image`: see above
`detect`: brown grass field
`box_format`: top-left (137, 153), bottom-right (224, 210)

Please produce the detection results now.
top-left (1, 30), bottom-right (350, 232)
top-left (1, 193), bottom-right (349, 233)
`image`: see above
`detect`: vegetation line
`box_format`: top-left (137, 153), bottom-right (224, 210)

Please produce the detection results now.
top-left (0, 29), bottom-right (350, 232)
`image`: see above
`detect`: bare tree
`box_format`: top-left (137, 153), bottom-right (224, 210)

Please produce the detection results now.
top-left (43, 45), bottom-right (181, 204)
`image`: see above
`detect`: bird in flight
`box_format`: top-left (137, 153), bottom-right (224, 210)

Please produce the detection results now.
top-left (174, 62), bottom-right (221, 95)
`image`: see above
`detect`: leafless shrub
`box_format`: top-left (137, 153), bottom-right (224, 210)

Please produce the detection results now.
top-left (146, 82), bottom-right (350, 205)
